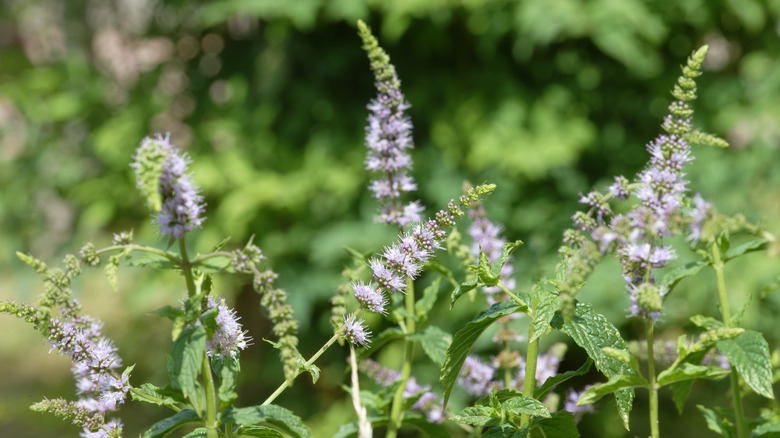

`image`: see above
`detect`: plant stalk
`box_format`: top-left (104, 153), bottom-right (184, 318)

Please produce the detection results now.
top-left (646, 319), bottom-right (659, 438)
top-left (520, 323), bottom-right (539, 426)
top-left (386, 280), bottom-right (416, 438)
top-left (711, 242), bottom-right (746, 438)
top-left (202, 355), bottom-right (218, 438)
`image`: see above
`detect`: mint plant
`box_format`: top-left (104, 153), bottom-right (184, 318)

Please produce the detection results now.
top-left (2, 20), bottom-right (778, 438)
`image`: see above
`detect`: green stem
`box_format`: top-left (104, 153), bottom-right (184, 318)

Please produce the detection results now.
top-left (646, 319), bottom-right (659, 438)
top-left (386, 280), bottom-right (416, 438)
top-left (520, 322), bottom-right (539, 426)
top-left (96, 244), bottom-right (184, 265)
top-left (202, 355), bottom-right (218, 438)
top-left (498, 282), bottom-right (527, 308)
top-left (711, 242), bottom-right (747, 438)
top-left (262, 313), bottom-right (357, 406)
top-left (179, 239), bottom-right (197, 299)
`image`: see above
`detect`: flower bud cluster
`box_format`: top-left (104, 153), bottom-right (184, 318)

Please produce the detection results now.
top-left (252, 267), bottom-right (299, 381)
top-left (468, 206), bottom-right (518, 309)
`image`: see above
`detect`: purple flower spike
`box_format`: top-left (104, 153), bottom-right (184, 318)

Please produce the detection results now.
top-left (343, 315), bottom-right (372, 347)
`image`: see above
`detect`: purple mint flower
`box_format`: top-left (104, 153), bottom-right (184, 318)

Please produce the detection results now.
top-left (686, 193), bottom-right (712, 243)
top-left (157, 148), bottom-right (206, 239)
top-left (343, 315), bottom-right (371, 347)
top-left (361, 27), bottom-right (424, 228)
top-left (351, 281), bottom-right (387, 314)
top-left (204, 296), bottom-right (251, 360)
top-left (457, 355), bottom-right (495, 397)
top-left (609, 176), bottom-right (630, 201)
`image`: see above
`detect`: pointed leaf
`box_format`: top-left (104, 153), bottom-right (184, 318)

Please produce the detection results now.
top-left (529, 411), bottom-right (580, 438)
top-left (170, 325), bottom-right (206, 411)
top-left (131, 383), bottom-right (180, 408)
top-left (697, 404), bottom-right (734, 437)
top-left (183, 428), bottom-right (208, 438)
top-left (221, 405), bottom-right (312, 438)
top-left (415, 277), bottom-right (441, 323)
top-left (717, 330), bottom-right (775, 399)
top-left (657, 362), bottom-right (730, 386)
top-left (409, 325), bottom-right (451, 366)
top-left (484, 425), bottom-right (529, 438)
top-left (491, 240), bottom-right (524, 278)
top-left (660, 261), bottom-right (707, 290)
top-left (577, 374), bottom-right (648, 405)
top-left (551, 302), bottom-right (636, 429)
top-left (534, 359), bottom-right (593, 400)
top-left (128, 252), bottom-right (180, 270)
top-left (502, 396), bottom-right (551, 418)
top-left (440, 301), bottom-right (524, 408)
top-left (214, 357), bottom-right (239, 407)
top-left (723, 237), bottom-right (769, 262)
top-left (530, 286), bottom-right (558, 343)
top-left (234, 426), bottom-right (285, 437)
top-left (450, 278), bottom-right (479, 307)
top-left (141, 410), bottom-right (200, 438)
top-left (451, 405), bottom-right (500, 427)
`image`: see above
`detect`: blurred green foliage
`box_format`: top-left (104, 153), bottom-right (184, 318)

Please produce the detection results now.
top-left (1, 0), bottom-right (779, 436)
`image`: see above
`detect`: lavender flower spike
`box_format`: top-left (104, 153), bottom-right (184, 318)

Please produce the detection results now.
top-left (132, 133), bottom-right (206, 239)
top-left (358, 20), bottom-right (423, 227)
top-left (205, 296), bottom-right (251, 360)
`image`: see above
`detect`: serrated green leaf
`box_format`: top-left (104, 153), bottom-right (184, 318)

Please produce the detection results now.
top-left (530, 286), bottom-right (558, 343)
top-left (415, 277), bottom-right (441, 323)
top-left (476, 388), bottom-right (524, 406)
top-left (221, 405), bottom-right (312, 438)
top-left (451, 405), bottom-right (501, 427)
top-left (502, 396), bottom-right (551, 418)
top-left (215, 357), bottom-right (239, 407)
top-left (182, 428), bottom-right (208, 438)
top-left (551, 302), bottom-right (635, 429)
top-left (170, 325), bottom-right (206, 411)
top-left (670, 379), bottom-right (696, 415)
top-left (450, 278), bottom-right (479, 308)
top-left (141, 409), bottom-right (200, 438)
top-left (130, 383), bottom-right (180, 408)
top-left (534, 359), bottom-right (593, 400)
top-left (529, 411), bottom-right (580, 438)
top-left (477, 250), bottom-right (499, 286)
top-left (657, 362), bottom-right (730, 386)
top-left (660, 261), bottom-right (707, 290)
top-left (150, 305), bottom-right (184, 321)
top-left (723, 237), bottom-right (768, 262)
top-left (490, 240), bottom-right (523, 278)
top-left (753, 421), bottom-right (780, 436)
top-left (408, 325), bottom-right (451, 366)
top-left (697, 404), bottom-right (734, 437)
top-left (441, 301), bottom-right (523, 408)
top-left (577, 374), bottom-right (648, 405)
top-left (233, 426), bottom-right (285, 437)
top-left (483, 424), bottom-right (529, 438)
top-left (128, 252), bottom-right (180, 270)
top-left (601, 347), bottom-right (640, 374)
top-left (717, 330), bottom-right (775, 399)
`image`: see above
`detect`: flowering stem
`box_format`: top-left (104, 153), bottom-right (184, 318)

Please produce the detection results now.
top-left (96, 244), bottom-right (183, 265)
top-left (350, 345), bottom-right (373, 438)
top-left (262, 313), bottom-right (358, 406)
top-left (386, 279), bottom-right (416, 438)
top-left (646, 319), bottom-right (659, 438)
top-left (498, 282), bottom-right (528, 308)
top-left (711, 242), bottom-right (746, 438)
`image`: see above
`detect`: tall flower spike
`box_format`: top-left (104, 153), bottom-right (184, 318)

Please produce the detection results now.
top-left (358, 20), bottom-right (424, 227)
top-left (131, 133), bottom-right (206, 240)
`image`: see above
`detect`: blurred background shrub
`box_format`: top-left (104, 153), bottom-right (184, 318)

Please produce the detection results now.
top-left (1, 0), bottom-right (778, 436)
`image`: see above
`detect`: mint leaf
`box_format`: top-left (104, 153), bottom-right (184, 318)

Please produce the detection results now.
top-left (221, 405), bottom-right (312, 438)
top-left (717, 330), bottom-right (775, 399)
top-left (409, 325), bottom-right (451, 366)
top-left (141, 410), bottom-right (200, 438)
top-left (441, 301), bottom-right (524, 407)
